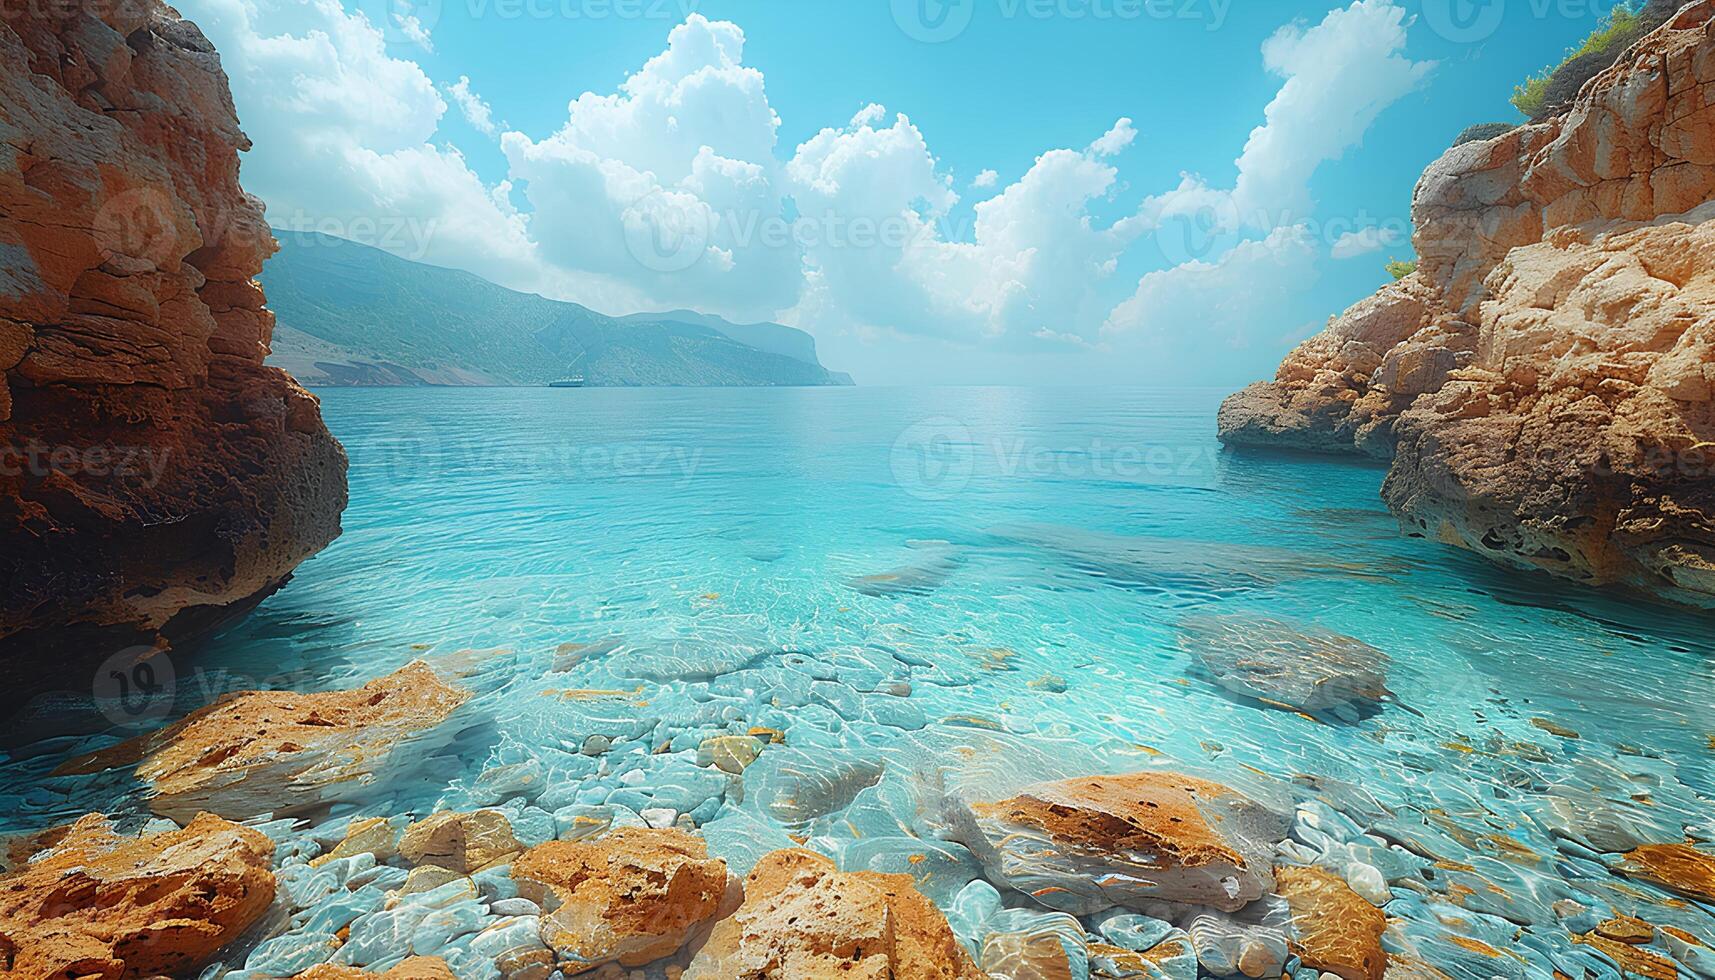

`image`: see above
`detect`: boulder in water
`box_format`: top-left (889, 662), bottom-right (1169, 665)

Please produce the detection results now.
top-left (949, 771), bottom-right (1284, 914)
top-left (1275, 865), bottom-right (1388, 980)
top-left (511, 827), bottom-right (734, 973)
top-left (57, 661), bottom-right (468, 821)
top-left (0, 812), bottom-right (275, 979)
top-left (683, 848), bottom-right (985, 979)
top-left (1178, 615), bottom-right (1391, 715)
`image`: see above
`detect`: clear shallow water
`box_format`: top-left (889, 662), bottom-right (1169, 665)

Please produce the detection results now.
top-left (6, 386), bottom-right (1715, 977)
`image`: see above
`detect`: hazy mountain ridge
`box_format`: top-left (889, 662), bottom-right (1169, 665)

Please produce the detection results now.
top-left (261, 233), bottom-right (852, 387)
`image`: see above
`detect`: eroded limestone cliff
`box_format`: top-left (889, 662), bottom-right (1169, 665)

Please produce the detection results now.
top-left (0, 1), bottom-right (347, 661)
top-left (1221, 1), bottom-right (1715, 605)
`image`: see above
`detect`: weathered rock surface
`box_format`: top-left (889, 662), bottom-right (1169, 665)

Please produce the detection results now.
top-left (1274, 865), bottom-right (1388, 980)
top-left (511, 827), bottom-right (733, 973)
top-left (0, 0), bottom-right (347, 668)
top-left (1177, 614), bottom-right (1391, 715)
top-left (399, 809), bottom-right (522, 875)
top-left (56, 662), bottom-right (468, 820)
top-left (296, 957), bottom-right (457, 980)
top-left (682, 847), bottom-right (984, 979)
top-left (1219, 3), bottom-right (1715, 606)
top-left (950, 772), bottom-right (1284, 914)
top-left (1618, 843), bottom-right (1715, 901)
top-left (0, 812), bottom-right (275, 979)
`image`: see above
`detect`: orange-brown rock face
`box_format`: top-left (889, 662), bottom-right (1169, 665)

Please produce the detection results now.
top-left (0, 1), bottom-right (347, 669)
top-left (951, 772), bottom-right (1283, 914)
top-left (1275, 865), bottom-right (1388, 980)
top-left (512, 828), bottom-right (733, 974)
top-left (0, 812), bottom-right (276, 979)
top-left (296, 958), bottom-right (458, 980)
top-left (1618, 843), bottom-right (1715, 901)
top-left (682, 848), bottom-right (985, 980)
top-left (56, 662), bottom-right (468, 821)
top-left (1220, 3), bottom-right (1715, 606)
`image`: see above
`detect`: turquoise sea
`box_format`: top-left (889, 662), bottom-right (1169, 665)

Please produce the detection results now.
top-left (7, 386), bottom-right (1714, 977)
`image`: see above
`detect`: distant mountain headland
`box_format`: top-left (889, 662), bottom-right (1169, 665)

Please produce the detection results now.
top-left (261, 232), bottom-right (853, 388)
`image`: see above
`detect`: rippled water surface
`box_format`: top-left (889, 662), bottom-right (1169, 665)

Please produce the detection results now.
top-left (7, 386), bottom-right (1714, 977)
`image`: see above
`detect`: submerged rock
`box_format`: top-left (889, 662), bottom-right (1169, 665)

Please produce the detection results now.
top-left (950, 771), bottom-right (1284, 914)
top-left (0, 812), bottom-right (275, 979)
top-left (511, 827), bottom-right (733, 973)
top-left (1618, 843), bottom-right (1715, 902)
top-left (748, 747), bottom-right (885, 828)
top-left (846, 542), bottom-right (964, 597)
top-left (312, 817), bottom-right (400, 868)
top-left (697, 734), bottom-right (764, 774)
top-left (980, 926), bottom-right (1082, 979)
top-left (398, 810), bottom-right (523, 875)
top-left (296, 958), bottom-right (457, 980)
top-left (57, 662), bottom-right (468, 821)
top-left (1186, 909), bottom-right (1290, 979)
top-left (1177, 615), bottom-right (1391, 714)
top-left (1274, 865), bottom-right (1388, 980)
top-left (1217, 5), bottom-right (1715, 605)
top-left (682, 848), bottom-right (984, 979)
top-left (995, 523), bottom-right (1384, 595)
top-left (0, 0), bottom-right (347, 665)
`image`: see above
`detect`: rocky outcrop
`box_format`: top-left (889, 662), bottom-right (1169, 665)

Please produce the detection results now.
top-left (511, 828), bottom-right (734, 974)
top-left (56, 662), bottom-right (468, 820)
top-left (1275, 865), bottom-right (1388, 980)
top-left (1219, 2), bottom-right (1715, 606)
top-left (0, 0), bottom-right (347, 666)
top-left (682, 848), bottom-right (984, 979)
top-left (0, 812), bottom-right (275, 979)
top-left (949, 772), bottom-right (1285, 914)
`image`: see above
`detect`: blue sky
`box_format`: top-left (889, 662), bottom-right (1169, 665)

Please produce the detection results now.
top-left (181, 0), bottom-right (1624, 386)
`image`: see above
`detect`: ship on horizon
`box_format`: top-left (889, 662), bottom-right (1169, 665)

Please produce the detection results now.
top-left (549, 353), bottom-right (587, 387)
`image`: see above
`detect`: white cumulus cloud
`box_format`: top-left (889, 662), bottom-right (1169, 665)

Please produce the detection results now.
top-left (1103, 225), bottom-right (1322, 350)
top-left (182, 0), bottom-right (1435, 379)
top-left (1331, 224), bottom-right (1406, 259)
top-left (1231, 0), bottom-right (1433, 222)
top-left (445, 76), bottom-right (499, 136)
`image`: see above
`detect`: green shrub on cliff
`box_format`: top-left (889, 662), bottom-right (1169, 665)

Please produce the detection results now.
top-left (1386, 257), bottom-right (1418, 281)
top-left (1511, 0), bottom-right (1677, 120)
